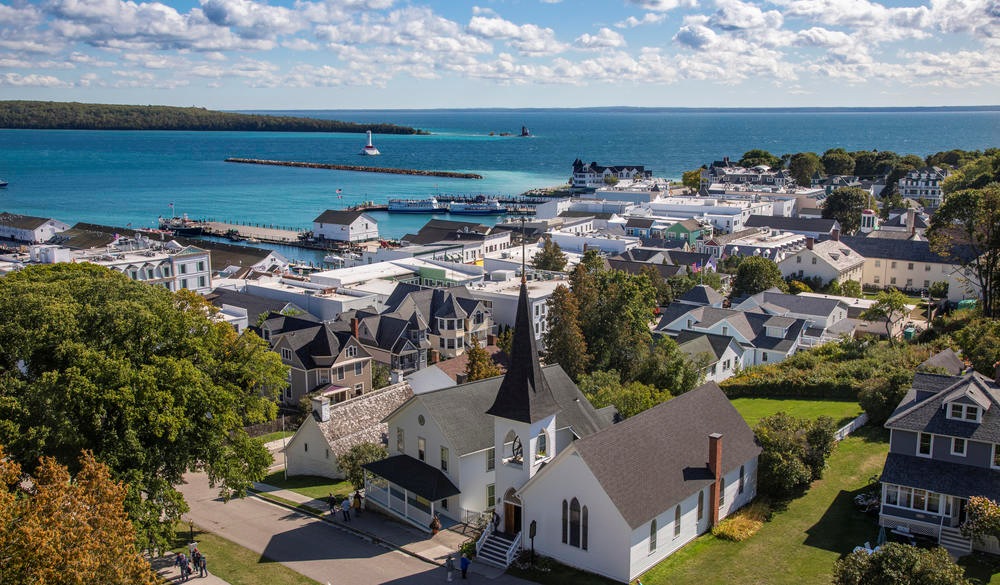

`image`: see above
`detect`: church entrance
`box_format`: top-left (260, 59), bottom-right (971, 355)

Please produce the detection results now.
top-left (503, 488), bottom-right (523, 535)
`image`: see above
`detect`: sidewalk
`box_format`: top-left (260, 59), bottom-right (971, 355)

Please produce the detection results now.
top-left (150, 551), bottom-right (232, 585)
top-left (251, 481), bottom-right (506, 579)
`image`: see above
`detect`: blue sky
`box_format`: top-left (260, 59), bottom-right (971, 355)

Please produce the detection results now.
top-left (1, 0), bottom-right (998, 108)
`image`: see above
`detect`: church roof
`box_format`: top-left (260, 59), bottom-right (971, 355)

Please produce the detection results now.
top-left (485, 281), bottom-right (561, 424)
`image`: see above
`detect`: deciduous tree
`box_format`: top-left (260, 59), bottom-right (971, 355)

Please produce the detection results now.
top-left (833, 543), bottom-right (971, 585)
top-left (465, 336), bottom-right (501, 382)
top-left (338, 442), bottom-right (388, 490)
top-left (0, 447), bottom-right (160, 585)
top-left (738, 149), bottom-right (781, 168)
top-left (788, 152), bottom-right (823, 186)
top-left (543, 285), bottom-right (590, 381)
top-left (754, 413), bottom-right (837, 499)
top-left (821, 148), bottom-right (855, 175)
top-left (532, 237), bottom-right (568, 272)
top-left (961, 496), bottom-right (1000, 541)
top-left (822, 186), bottom-right (873, 234)
top-left (0, 264), bottom-right (287, 550)
top-left (577, 370), bottom-right (667, 419)
top-left (841, 280), bottom-right (863, 298)
top-left (861, 288), bottom-right (910, 346)
top-left (731, 256), bottom-right (786, 297)
top-left (682, 168), bottom-right (703, 191)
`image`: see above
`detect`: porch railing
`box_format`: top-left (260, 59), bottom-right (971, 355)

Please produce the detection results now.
top-left (506, 531), bottom-right (522, 566)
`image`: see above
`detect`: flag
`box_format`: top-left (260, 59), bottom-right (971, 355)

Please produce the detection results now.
top-left (691, 261), bottom-right (701, 273)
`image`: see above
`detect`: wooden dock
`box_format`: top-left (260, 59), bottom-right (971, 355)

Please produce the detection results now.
top-left (201, 221), bottom-right (304, 244)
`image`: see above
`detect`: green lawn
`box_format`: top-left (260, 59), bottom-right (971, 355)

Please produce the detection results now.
top-left (171, 524), bottom-right (320, 585)
top-left (730, 397), bottom-right (864, 428)
top-left (256, 430), bottom-right (295, 443)
top-left (640, 426), bottom-right (889, 585)
top-left (260, 471), bottom-right (354, 501)
top-left (961, 553), bottom-right (1000, 585)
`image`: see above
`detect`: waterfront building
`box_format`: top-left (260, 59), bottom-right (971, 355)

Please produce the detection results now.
top-left (571, 159), bottom-right (653, 190)
top-left (700, 157), bottom-right (795, 190)
top-left (0, 212), bottom-right (70, 244)
top-left (899, 167), bottom-right (951, 208)
top-left (312, 210), bottom-right (379, 243)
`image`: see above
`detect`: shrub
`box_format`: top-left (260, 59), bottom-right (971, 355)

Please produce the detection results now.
top-left (711, 501), bottom-right (771, 541)
top-left (833, 543), bottom-right (971, 585)
top-left (754, 413), bottom-right (839, 499)
top-left (858, 369), bottom-right (913, 424)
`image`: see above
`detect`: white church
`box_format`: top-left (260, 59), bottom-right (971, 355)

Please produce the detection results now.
top-left (363, 276), bottom-right (761, 583)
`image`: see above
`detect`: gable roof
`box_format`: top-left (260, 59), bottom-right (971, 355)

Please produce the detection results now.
top-left (206, 288), bottom-right (298, 325)
top-left (744, 216), bottom-right (839, 234)
top-left (675, 331), bottom-right (739, 362)
top-left (839, 236), bottom-right (978, 265)
top-left (739, 289), bottom-right (846, 318)
top-left (310, 382), bottom-right (414, 459)
top-left (266, 314), bottom-right (361, 370)
top-left (677, 284), bottom-right (724, 307)
top-left (0, 212), bottom-right (56, 230)
top-left (625, 218), bottom-right (655, 229)
top-left (572, 382), bottom-right (761, 529)
top-left (918, 348), bottom-right (966, 376)
top-left (787, 240), bottom-right (864, 272)
top-left (885, 370), bottom-right (1000, 443)
top-left (313, 210), bottom-right (367, 225)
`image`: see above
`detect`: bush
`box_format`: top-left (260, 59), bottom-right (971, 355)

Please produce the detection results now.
top-left (754, 412), bottom-right (838, 499)
top-left (858, 369), bottom-right (912, 424)
top-left (833, 543), bottom-right (971, 585)
top-left (711, 501), bottom-right (771, 541)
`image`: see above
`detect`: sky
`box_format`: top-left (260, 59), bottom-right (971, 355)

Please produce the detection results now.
top-left (0, 0), bottom-right (998, 109)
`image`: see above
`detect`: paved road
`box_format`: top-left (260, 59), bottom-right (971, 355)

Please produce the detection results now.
top-left (179, 473), bottom-right (530, 585)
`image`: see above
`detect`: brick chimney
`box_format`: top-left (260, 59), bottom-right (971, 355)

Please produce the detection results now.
top-left (708, 433), bottom-right (724, 527)
top-left (350, 317), bottom-right (359, 339)
top-left (805, 237), bottom-right (814, 251)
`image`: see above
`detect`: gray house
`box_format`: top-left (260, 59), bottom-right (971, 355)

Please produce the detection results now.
top-left (880, 366), bottom-right (1000, 556)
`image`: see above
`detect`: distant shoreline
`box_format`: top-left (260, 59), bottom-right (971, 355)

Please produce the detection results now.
top-left (246, 105), bottom-right (1000, 114)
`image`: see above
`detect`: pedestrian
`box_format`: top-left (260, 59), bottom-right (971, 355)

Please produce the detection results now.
top-left (328, 493), bottom-right (336, 515)
top-left (198, 553), bottom-right (208, 578)
top-left (180, 556), bottom-right (191, 582)
top-left (430, 514), bottom-right (441, 535)
top-left (445, 555), bottom-right (455, 582)
top-left (353, 490), bottom-right (363, 516)
top-left (491, 510), bottom-right (500, 532)
top-left (460, 553), bottom-right (470, 579)
top-left (341, 497), bottom-right (352, 522)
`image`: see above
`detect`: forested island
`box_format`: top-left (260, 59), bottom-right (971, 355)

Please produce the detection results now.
top-left (0, 101), bottom-right (428, 134)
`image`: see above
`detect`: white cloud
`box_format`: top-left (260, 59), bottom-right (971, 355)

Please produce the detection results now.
top-left (615, 12), bottom-right (667, 28)
top-left (574, 28), bottom-right (626, 49)
top-left (709, 0), bottom-right (783, 30)
top-left (467, 15), bottom-right (566, 55)
top-left (200, 0), bottom-right (303, 39)
top-left (0, 72), bottom-right (71, 87)
top-left (626, 0), bottom-right (699, 10)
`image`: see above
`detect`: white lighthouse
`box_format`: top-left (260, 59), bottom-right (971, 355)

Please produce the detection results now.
top-left (360, 130), bottom-right (381, 156)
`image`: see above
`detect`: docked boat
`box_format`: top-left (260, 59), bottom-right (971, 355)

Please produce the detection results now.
top-left (449, 196), bottom-right (505, 215)
top-left (388, 197), bottom-right (443, 213)
top-left (158, 214), bottom-right (206, 236)
top-left (359, 130), bottom-right (381, 156)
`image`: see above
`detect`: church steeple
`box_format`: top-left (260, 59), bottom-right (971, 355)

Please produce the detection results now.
top-left (485, 279), bottom-right (560, 423)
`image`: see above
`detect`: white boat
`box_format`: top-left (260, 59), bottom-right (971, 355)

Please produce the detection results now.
top-left (359, 131), bottom-right (380, 156)
top-left (449, 196), bottom-right (505, 215)
top-left (388, 197), bottom-right (443, 213)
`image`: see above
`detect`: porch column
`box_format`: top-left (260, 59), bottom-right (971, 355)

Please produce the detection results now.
top-left (404, 488), bottom-right (409, 518)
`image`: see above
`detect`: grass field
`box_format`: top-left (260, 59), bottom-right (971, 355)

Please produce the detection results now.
top-left (171, 525), bottom-right (319, 585)
top-left (730, 397), bottom-right (864, 428)
top-left (256, 430), bottom-right (295, 443)
top-left (260, 471), bottom-right (354, 501)
top-left (640, 426), bottom-right (889, 585)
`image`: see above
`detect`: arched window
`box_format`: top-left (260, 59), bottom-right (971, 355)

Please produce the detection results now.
top-left (536, 430), bottom-right (548, 459)
top-left (674, 505), bottom-right (681, 537)
top-left (569, 498), bottom-right (581, 547)
top-left (739, 464), bottom-right (745, 494)
top-left (697, 490), bottom-right (704, 521)
top-left (561, 500), bottom-right (568, 544)
top-left (581, 506), bottom-right (589, 550)
top-left (649, 519), bottom-right (657, 552)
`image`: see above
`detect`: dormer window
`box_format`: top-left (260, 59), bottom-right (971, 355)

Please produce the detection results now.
top-left (947, 403), bottom-right (981, 422)
top-left (346, 345), bottom-right (358, 358)
top-left (280, 348), bottom-right (292, 361)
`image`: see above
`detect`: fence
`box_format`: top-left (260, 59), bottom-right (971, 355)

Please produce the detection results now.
top-left (245, 414), bottom-right (299, 438)
top-left (834, 413), bottom-right (869, 441)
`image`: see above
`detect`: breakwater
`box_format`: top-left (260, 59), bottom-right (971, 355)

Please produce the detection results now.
top-left (224, 158), bottom-right (483, 179)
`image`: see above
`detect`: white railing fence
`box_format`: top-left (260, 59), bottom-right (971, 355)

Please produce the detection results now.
top-left (835, 413), bottom-right (869, 441)
top-left (475, 522), bottom-right (491, 557)
top-left (506, 531), bottom-right (522, 566)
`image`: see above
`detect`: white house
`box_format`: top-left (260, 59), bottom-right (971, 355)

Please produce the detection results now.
top-left (898, 167), bottom-right (950, 209)
top-left (778, 237), bottom-right (864, 287)
top-left (839, 236), bottom-right (980, 301)
top-left (674, 331), bottom-right (747, 383)
top-left (0, 212), bottom-right (70, 244)
top-left (312, 210), bottom-right (379, 243)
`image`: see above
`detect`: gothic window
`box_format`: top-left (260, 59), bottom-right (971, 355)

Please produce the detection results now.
top-left (739, 465), bottom-right (745, 494)
top-left (581, 506), bottom-right (588, 550)
top-left (698, 491), bottom-right (704, 521)
top-left (649, 519), bottom-right (657, 552)
top-left (536, 431), bottom-right (548, 459)
top-left (561, 500), bottom-right (568, 544)
top-left (569, 498), bottom-right (581, 547)
top-left (674, 505), bottom-right (681, 537)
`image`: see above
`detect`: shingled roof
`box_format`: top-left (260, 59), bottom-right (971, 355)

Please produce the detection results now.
top-left (839, 236), bottom-right (978, 265)
top-left (0, 212), bottom-right (54, 231)
top-left (886, 370), bottom-right (1000, 444)
top-left (571, 382), bottom-right (760, 529)
top-left (313, 210), bottom-right (367, 225)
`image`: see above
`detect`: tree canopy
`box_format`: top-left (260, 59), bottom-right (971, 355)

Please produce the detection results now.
top-left (731, 256), bottom-right (786, 297)
top-left (788, 152), bottom-right (822, 186)
top-left (738, 149), bottom-right (781, 169)
top-left (682, 168), bottom-right (703, 191)
top-left (821, 148), bottom-right (855, 176)
top-left (543, 285), bottom-right (590, 382)
top-left (833, 543), bottom-right (970, 585)
top-left (0, 264), bottom-right (287, 550)
top-left (533, 237), bottom-right (568, 272)
top-left (338, 442), bottom-right (388, 490)
top-left (861, 288), bottom-right (910, 345)
top-left (464, 336), bottom-right (502, 382)
top-left (0, 446), bottom-right (160, 585)
top-left (822, 186), bottom-right (873, 234)
top-left (754, 413), bottom-right (836, 499)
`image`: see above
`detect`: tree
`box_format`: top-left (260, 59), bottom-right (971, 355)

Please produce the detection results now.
top-left (929, 280), bottom-right (949, 300)
top-left (682, 168), bottom-right (703, 191)
top-left (822, 186), bottom-right (873, 234)
top-left (577, 370), bottom-right (667, 419)
top-left (0, 446), bottom-right (160, 585)
top-left (841, 280), bottom-right (863, 298)
top-left (0, 264), bottom-right (287, 550)
top-left (533, 237), bottom-right (568, 272)
top-left (465, 336), bottom-right (501, 382)
top-left (372, 362), bottom-right (391, 390)
top-left (788, 280), bottom-right (812, 294)
top-left (731, 256), bottom-right (786, 297)
top-left (961, 496), bottom-right (1000, 541)
top-left (928, 183), bottom-right (1000, 317)
top-left (754, 413), bottom-right (837, 499)
top-left (824, 279), bottom-right (842, 295)
top-left (635, 336), bottom-right (705, 394)
top-left (953, 318), bottom-right (1000, 376)
top-left (788, 152), bottom-right (823, 187)
top-left (861, 288), bottom-right (910, 346)
top-left (821, 148), bottom-right (855, 176)
top-left (859, 370), bottom-right (913, 425)
top-left (543, 285), bottom-right (590, 381)
top-left (738, 149), bottom-right (781, 169)
top-left (337, 442), bottom-right (388, 490)
top-left (941, 150), bottom-right (1000, 192)
top-left (603, 174), bottom-right (619, 186)
top-left (833, 543), bottom-right (971, 585)
top-left (585, 270), bottom-right (657, 375)
top-left (495, 324), bottom-right (513, 356)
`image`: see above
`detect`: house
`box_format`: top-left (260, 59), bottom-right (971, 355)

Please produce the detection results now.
top-left (400, 219), bottom-right (511, 263)
top-left (381, 284), bottom-right (493, 360)
top-left (0, 212), bottom-right (69, 243)
top-left (519, 381), bottom-right (760, 582)
top-left (879, 365), bottom-right (1000, 556)
top-left (663, 218), bottom-right (711, 246)
top-left (778, 238), bottom-right (864, 288)
top-left (206, 287), bottom-right (306, 326)
top-left (674, 331), bottom-right (746, 382)
top-left (899, 167), bottom-right (950, 209)
top-left (67, 241), bottom-right (213, 293)
top-left (258, 313), bottom-right (373, 405)
top-left (697, 227), bottom-right (806, 262)
top-left (341, 308), bottom-right (430, 375)
top-left (838, 236), bottom-right (979, 301)
top-left (572, 159), bottom-right (653, 190)
top-left (466, 277), bottom-right (565, 341)
top-left (700, 157), bottom-right (795, 190)
top-left (744, 216), bottom-right (841, 241)
top-left (734, 289), bottom-right (853, 347)
top-left (624, 218), bottom-right (655, 238)
top-left (285, 382), bottom-right (413, 479)
top-left (675, 284), bottom-right (725, 308)
top-left (312, 210), bottom-right (379, 243)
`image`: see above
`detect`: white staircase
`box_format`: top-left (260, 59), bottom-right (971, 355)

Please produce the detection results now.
top-left (939, 525), bottom-right (973, 556)
top-left (476, 531), bottom-right (519, 568)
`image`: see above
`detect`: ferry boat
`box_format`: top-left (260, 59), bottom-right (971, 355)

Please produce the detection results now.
top-left (158, 214), bottom-right (206, 236)
top-left (359, 130), bottom-right (380, 156)
top-left (388, 197), bottom-right (443, 213)
top-left (448, 196), bottom-right (505, 215)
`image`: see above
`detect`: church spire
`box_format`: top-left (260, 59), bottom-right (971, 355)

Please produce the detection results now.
top-left (485, 277), bottom-right (560, 424)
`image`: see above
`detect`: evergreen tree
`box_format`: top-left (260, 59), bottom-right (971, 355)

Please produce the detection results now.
top-left (731, 256), bottom-right (787, 297)
top-left (533, 237), bottom-right (568, 272)
top-left (465, 336), bottom-right (501, 382)
top-left (543, 285), bottom-right (590, 381)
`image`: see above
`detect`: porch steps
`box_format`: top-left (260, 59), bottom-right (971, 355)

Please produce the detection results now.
top-left (477, 531), bottom-right (517, 568)
top-left (939, 525), bottom-right (973, 556)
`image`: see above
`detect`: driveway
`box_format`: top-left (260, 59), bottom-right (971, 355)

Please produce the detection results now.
top-left (179, 472), bottom-right (531, 585)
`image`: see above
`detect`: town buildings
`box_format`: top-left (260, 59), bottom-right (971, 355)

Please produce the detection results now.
top-left (571, 159), bottom-right (653, 190)
top-left (312, 210), bottom-right (379, 243)
top-left (0, 212), bottom-right (70, 244)
top-left (898, 167), bottom-right (951, 209)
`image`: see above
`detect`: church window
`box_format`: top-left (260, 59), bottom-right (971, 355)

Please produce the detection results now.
top-left (674, 505), bottom-right (681, 537)
top-left (581, 506), bottom-right (589, 550)
top-left (739, 465), bottom-right (745, 494)
top-left (561, 500), bottom-right (568, 544)
top-left (569, 498), bottom-right (581, 547)
top-left (698, 491), bottom-right (704, 521)
top-left (649, 519), bottom-right (657, 552)
top-left (536, 431), bottom-right (548, 459)
top-left (418, 437), bottom-right (426, 461)
top-left (396, 428), bottom-right (404, 453)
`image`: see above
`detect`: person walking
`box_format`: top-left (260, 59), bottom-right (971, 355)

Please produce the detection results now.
top-left (353, 490), bottom-right (363, 516)
top-left (460, 553), bottom-right (470, 579)
top-left (341, 497), bottom-right (352, 522)
top-left (430, 514), bottom-right (441, 535)
top-left (198, 553), bottom-right (208, 578)
top-left (328, 493), bottom-right (336, 515)
top-left (445, 555), bottom-right (455, 582)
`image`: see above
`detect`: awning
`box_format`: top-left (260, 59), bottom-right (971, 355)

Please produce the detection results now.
top-left (364, 454), bottom-right (461, 501)
top-left (881, 453), bottom-right (1000, 501)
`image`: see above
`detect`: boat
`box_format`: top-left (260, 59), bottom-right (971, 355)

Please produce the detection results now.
top-left (388, 197), bottom-right (443, 213)
top-left (0, 178), bottom-right (7, 188)
top-left (448, 196), bottom-right (505, 215)
top-left (359, 130), bottom-right (380, 156)
top-left (519, 125), bottom-right (531, 137)
top-left (158, 214), bottom-right (206, 236)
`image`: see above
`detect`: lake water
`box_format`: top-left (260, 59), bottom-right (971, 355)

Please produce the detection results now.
top-left (1, 108), bottom-right (998, 261)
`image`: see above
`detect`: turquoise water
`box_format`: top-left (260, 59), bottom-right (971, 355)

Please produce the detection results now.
top-left (1, 108), bottom-right (998, 254)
